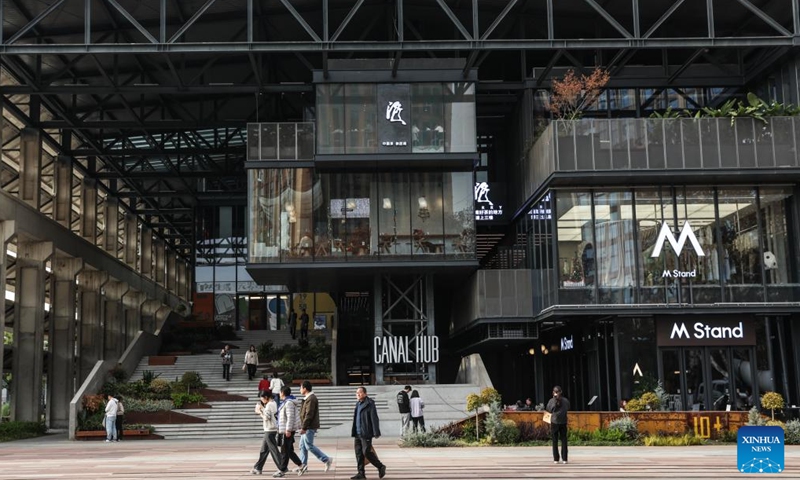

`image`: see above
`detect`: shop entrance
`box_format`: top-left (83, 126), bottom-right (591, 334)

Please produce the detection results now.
top-left (658, 346), bottom-right (757, 411)
top-left (336, 293), bottom-right (373, 385)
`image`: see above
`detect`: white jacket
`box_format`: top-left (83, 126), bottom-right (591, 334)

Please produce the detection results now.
top-left (105, 398), bottom-right (119, 417)
top-left (245, 351), bottom-right (259, 365)
top-left (256, 400), bottom-right (278, 432)
top-left (270, 378), bottom-right (284, 394)
top-left (410, 397), bottom-right (424, 418)
top-left (278, 398), bottom-right (300, 433)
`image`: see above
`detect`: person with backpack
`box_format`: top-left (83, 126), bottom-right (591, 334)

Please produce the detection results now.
top-left (273, 386), bottom-right (303, 478)
top-left (396, 385), bottom-right (412, 435)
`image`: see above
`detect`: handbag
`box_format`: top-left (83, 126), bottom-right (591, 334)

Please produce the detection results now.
top-left (242, 363), bottom-right (247, 371)
top-left (542, 411), bottom-right (552, 424)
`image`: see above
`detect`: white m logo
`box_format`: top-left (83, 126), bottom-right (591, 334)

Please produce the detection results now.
top-left (651, 222), bottom-right (705, 258)
top-left (670, 322), bottom-right (690, 339)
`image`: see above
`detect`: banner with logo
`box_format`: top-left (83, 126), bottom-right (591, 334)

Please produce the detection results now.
top-left (738, 426), bottom-right (784, 474)
top-left (656, 316), bottom-right (756, 346)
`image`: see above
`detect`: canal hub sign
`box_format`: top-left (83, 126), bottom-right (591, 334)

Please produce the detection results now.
top-left (374, 335), bottom-right (439, 364)
top-left (656, 317), bottom-right (755, 346)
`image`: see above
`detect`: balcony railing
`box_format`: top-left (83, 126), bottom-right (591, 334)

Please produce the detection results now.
top-left (518, 117), bottom-right (800, 207)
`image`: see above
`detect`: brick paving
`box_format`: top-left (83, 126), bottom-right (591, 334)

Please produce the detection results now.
top-left (1, 434), bottom-right (799, 479)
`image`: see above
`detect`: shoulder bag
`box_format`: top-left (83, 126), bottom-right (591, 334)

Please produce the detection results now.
top-left (542, 411), bottom-right (552, 424)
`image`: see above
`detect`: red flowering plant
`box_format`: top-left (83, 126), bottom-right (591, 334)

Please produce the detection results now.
top-left (549, 67), bottom-right (610, 122)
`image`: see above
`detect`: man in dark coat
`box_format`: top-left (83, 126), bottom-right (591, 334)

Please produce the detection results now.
top-left (299, 308), bottom-right (310, 341)
top-left (350, 386), bottom-right (386, 480)
top-left (289, 310), bottom-right (298, 339)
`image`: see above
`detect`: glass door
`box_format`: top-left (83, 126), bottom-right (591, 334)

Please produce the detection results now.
top-left (659, 349), bottom-right (683, 411)
top-left (708, 348), bottom-right (733, 410)
top-left (683, 348), bottom-right (706, 410)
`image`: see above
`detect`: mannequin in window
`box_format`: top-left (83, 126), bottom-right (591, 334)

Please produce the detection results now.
top-left (581, 242), bottom-right (595, 286)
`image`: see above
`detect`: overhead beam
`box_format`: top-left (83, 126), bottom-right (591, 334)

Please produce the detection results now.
top-left (732, 0), bottom-right (792, 37)
top-left (481, 0), bottom-right (519, 40)
top-left (434, 0), bottom-right (473, 41)
top-left (330, 0), bottom-right (366, 42)
top-left (168, 0), bottom-right (217, 44)
top-left (278, 0), bottom-right (322, 42)
top-left (643, 0), bottom-right (687, 39)
top-left (5, 0), bottom-right (67, 45)
top-left (105, 0), bottom-right (159, 44)
top-left (582, 0), bottom-right (633, 38)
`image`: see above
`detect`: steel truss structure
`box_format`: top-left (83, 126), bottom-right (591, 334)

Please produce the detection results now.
top-left (0, 0), bottom-right (797, 254)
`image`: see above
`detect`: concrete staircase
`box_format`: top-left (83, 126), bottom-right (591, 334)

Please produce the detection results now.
top-left (129, 330), bottom-right (476, 439)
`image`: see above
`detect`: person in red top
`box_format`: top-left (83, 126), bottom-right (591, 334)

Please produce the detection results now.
top-left (258, 374), bottom-right (271, 397)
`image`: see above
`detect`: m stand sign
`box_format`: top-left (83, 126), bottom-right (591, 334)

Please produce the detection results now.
top-left (651, 221), bottom-right (705, 278)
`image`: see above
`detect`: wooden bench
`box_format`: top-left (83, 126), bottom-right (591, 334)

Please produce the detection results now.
top-left (290, 378), bottom-right (332, 386)
top-left (75, 429), bottom-right (153, 440)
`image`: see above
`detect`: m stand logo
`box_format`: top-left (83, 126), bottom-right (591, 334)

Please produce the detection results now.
top-left (738, 426), bottom-right (784, 474)
top-left (650, 222), bottom-right (705, 258)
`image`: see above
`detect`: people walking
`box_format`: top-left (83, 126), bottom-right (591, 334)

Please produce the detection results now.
top-left (115, 395), bottom-right (125, 441)
top-left (289, 310), bottom-right (298, 340)
top-left (270, 374), bottom-right (285, 409)
top-left (245, 345), bottom-right (259, 381)
top-left (251, 392), bottom-right (282, 475)
top-left (351, 386), bottom-right (386, 480)
top-left (259, 374), bottom-right (272, 397)
top-left (220, 344), bottom-right (233, 381)
top-left (410, 389), bottom-right (425, 433)
top-left (396, 385), bottom-right (412, 435)
top-left (546, 385), bottom-right (570, 464)
top-left (299, 308), bottom-right (310, 341)
top-left (298, 381), bottom-right (333, 475)
top-left (273, 386), bottom-right (303, 478)
top-left (104, 393), bottom-right (119, 442)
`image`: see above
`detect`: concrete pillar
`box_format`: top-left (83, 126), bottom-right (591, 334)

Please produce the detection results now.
top-left (140, 226), bottom-right (153, 278)
top-left (141, 300), bottom-right (164, 335)
top-left (12, 240), bottom-right (53, 422)
top-left (80, 178), bottom-right (98, 245)
top-left (167, 253), bottom-right (177, 293)
top-left (19, 129), bottom-right (42, 210)
top-left (425, 274), bottom-right (437, 383)
top-left (54, 155), bottom-right (73, 229)
top-left (0, 221), bottom-right (15, 404)
top-left (103, 197), bottom-right (119, 257)
top-left (373, 274), bottom-right (383, 384)
top-left (176, 261), bottom-right (186, 300)
top-left (123, 215), bottom-right (138, 269)
top-left (154, 239), bottom-right (166, 286)
top-left (78, 270), bottom-right (108, 383)
top-left (49, 255), bottom-right (84, 429)
top-left (103, 280), bottom-right (129, 361)
top-left (122, 290), bottom-right (146, 347)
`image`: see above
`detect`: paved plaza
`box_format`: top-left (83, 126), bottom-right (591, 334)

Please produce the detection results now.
top-left (1, 435), bottom-right (799, 479)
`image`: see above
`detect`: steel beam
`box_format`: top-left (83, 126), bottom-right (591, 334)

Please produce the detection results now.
top-left (5, 0), bottom-right (67, 45)
top-left (105, 0), bottom-right (158, 43)
top-left (278, 0), bottom-right (321, 42)
top-left (168, 0), bottom-right (217, 44)
top-left (330, 0), bottom-right (366, 42)
top-left (481, 0), bottom-right (519, 40)
top-left (733, 0), bottom-right (792, 37)
top-left (643, 0), bottom-right (687, 38)
top-left (434, 0), bottom-right (473, 40)
top-left (582, 0), bottom-right (632, 38)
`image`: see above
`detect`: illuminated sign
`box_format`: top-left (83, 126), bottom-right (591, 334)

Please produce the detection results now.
top-left (651, 221), bottom-right (704, 278)
top-left (560, 335), bottom-right (574, 351)
top-left (373, 335), bottom-right (439, 364)
top-left (656, 317), bottom-right (755, 346)
top-left (474, 182), bottom-right (503, 222)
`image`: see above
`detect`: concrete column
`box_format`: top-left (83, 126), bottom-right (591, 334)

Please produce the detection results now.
top-left (425, 274), bottom-right (437, 383)
top-left (123, 215), bottom-right (138, 269)
top-left (0, 221), bottom-right (15, 404)
top-left (103, 280), bottom-right (129, 361)
top-left (54, 155), bottom-right (73, 229)
top-left (154, 239), bottom-right (166, 286)
top-left (122, 290), bottom-right (146, 347)
top-left (140, 226), bottom-right (153, 278)
top-left (141, 300), bottom-right (164, 335)
top-left (78, 270), bottom-right (108, 383)
top-left (12, 240), bottom-right (53, 422)
top-left (176, 261), bottom-right (186, 300)
top-left (80, 178), bottom-right (98, 245)
top-left (19, 129), bottom-right (42, 210)
top-left (373, 274), bottom-right (383, 384)
top-left (103, 197), bottom-right (119, 257)
top-left (49, 255), bottom-right (84, 429)
top-left (166, 252), bottom-right (177, 293)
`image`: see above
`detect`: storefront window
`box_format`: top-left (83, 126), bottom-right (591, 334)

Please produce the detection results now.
top-left (444, 83), bottom-right (477, 153)
top-left (316, 84), bottom-right (345, 154)
top-left (759, 187), bottom-right (798, 301)
top-left (594, 191), bottom-right (636, 304)
top-left (556, 191), bottom-right (595, 304)
top-left (676, 187), bottom-right (721, 303)
top-left (345, 84), bottom-right (377, 154)
top-left (616, 317), bottom-right (656, 406)
top-left (442, 172), bottom-right (475, 257)
top-left (718, 188), bottom-right (763, 301)
top-left (411, 84), bottom-right (444, 153)
top-left (530, 192), bottom-right (556, 312)
top-left (635, 188), bottom-right (674, 304)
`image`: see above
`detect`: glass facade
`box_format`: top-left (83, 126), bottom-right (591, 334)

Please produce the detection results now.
top-left (248, 169), bottom-right (475, 263)
top-left (526, 186), bottom-right (800, 312)
top-left (315, 82), bottom-right (476, 154)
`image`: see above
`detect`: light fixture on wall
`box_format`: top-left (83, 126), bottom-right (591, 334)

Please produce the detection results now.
top-left (417, 196), bottom-right (430, 221)
top-left (382, 198), bottom-right (392, 210)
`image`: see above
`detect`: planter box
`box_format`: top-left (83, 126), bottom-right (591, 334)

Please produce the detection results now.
top-left (148, 356), bottom-right (177, 366)
top-left (75, 429), bottom-right (160, 440)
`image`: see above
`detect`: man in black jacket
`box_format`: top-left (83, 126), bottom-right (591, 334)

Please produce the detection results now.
top-left (350, 387), bottom-right (386, 480)
top-left (396, 385), bottom-right (412, 436)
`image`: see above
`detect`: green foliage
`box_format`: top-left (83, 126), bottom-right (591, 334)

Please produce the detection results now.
top-left (785, 420), bottom-right (800, 445)
top-left (149, 378), bottom-right (171, 394)
top-left (761, 392), bottom-right (785, 420)
top-left (650, 94), bottom-right (800, 125)
top-left (480, 388), bottom-right (502, 407)
top-left (653, 382), bottom-right (670, 411)
top-left (141, 370), bottom-right (160, 384)
top-left (465, 393), bottom-right (481, 413)
top-left (171, 392), bottom-right (205, 409)
top-left (461, 418), bottom-right (480, 441)
top-left (108, 365), bottom-right (127, 383)
top-left (483, 402), bottom-right (504, 444)
top-left (1, 403), bottom-right (9, 418)
top-left (77, 410), bottom-right (104, 431)
top-left (99, 381), bottom-right (119, 397)
top-left (625, 398), bottom-right (645, 412)
top-left (516, 421), bottom-right (551, 442)
top-left (718, 430), bottom-right (738, 443)
top-left (632, 374), bottom-right (659, 399)
top-left (747, 406), bottom-right (766, 426)
top-left (434, 421), bottom-right (464, 439)
top-left (257, 340), bottom-right (274, 360)
top-left (567, 429), bottom-right (592, 443)
top-left (116, 380), bottom-right (151, 399)
top-left (399, 431), bottom-right (454, 447)
top-left (0, 421), bottom-right (47, 442)
top-left (590, 428), bottom-right (628, 443)
top-left (649, 106), bottom-right (683, 119)
top-left (642, 434), bottom-right (704, 446)
top-left (495, 419), bottom-right (520, 444)
top-left (124, 398), bottom-right (174, 413)
top-left (179, 372), bottom-right (206, 391)
top-left (607, 416), bottom-right (639, 440)
top-left (639, 392), bottom-right (661, 411)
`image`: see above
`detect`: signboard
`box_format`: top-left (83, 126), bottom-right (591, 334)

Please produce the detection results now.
top-left (560, 335), bottom-right (574, 351)
top-left (374, 335), bottom-right (439, 364)
top-left (656, 316), bottom-right (756, 346)
top-left (651, 221), bottom-right (705, 278)
top-left (377, 84), bottom-right (411, 153)
top-left (474, 181), bottom-right (504, 222)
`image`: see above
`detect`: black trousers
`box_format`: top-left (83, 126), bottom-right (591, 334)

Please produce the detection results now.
top-left (222, 363), bottom-right (231, 380)
top-left (278, 432), bottom-right (302, 472)
top-left (254, 432), bottom-right (282, 472)
top-left (551, 423), bottom-right (568, 462)
top-left (354, 437), bottom-right (384, 475)
top-left (247, 363), bottom-right (257, 380)
top-left (300, 327), bottom-right (308, 340)
top-left (115, 415), bottom-right (124, 440)
top-left (411, 416), bottom-right (426, 433)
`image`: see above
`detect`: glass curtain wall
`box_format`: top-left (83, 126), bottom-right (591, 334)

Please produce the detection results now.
top-left (248, 169), bottom-right (475, 262)
top-left (536, 186), bottom-right (799, 311)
